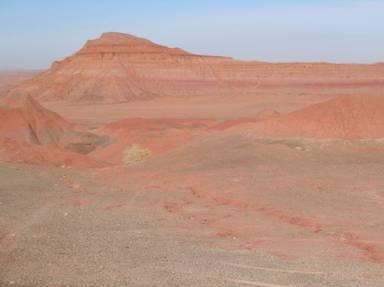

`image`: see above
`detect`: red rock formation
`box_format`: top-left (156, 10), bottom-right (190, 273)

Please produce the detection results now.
top-left (230, 95), bottom-right (384, 139)
top-left (0, 95), bottom-right (75, 145)
top-left (0, 95), bottom-right (106, 152)
top-left (4, 32), bottom-right (234, 103)
top-left (4, 32), bottom-right (384, 104)
top-left (0, 95), bottom-right (109, 166)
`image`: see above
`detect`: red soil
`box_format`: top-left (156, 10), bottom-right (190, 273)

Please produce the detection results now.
top-left (99, 165), bottom-right (384, 263)
top-left (212, 109), bottom-right (280, 130)
top-left (92, 118), bottom-right (217, 164)
top-left (0, 138), bottom-right (103, 168)
top-left (0, 96), bottom-right (106, 167)
top-left (0, 95), bottom-right (77, 147)
top-left (229, 95), bottom-right (384, 139)
top-left (1, 32), bottom-right (384, 272)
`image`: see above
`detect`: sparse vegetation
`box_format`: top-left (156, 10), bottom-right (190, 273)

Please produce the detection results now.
top-left (122, 144), bottom-right (151, 166)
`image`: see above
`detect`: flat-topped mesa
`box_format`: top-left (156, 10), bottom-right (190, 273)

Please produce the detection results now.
top-left (3, 32), bottom-right (384, 104)
top-left (3, 32), bottom-right (238, 104)
top-left (76, 32), bottom-right (191, 56)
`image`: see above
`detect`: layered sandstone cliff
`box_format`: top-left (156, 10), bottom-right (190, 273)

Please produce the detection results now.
top-left (3, 32), bottom-right (384, 104)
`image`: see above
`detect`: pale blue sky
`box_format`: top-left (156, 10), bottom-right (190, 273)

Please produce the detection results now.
top-left (0, 0), bottom-right (383, 69)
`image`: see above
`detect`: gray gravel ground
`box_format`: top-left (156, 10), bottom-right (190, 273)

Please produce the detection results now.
top-left (0, 163), bottom-right (383, 287)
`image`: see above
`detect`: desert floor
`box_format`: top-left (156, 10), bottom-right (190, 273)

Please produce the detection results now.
top-left (1, 135), bottom-right (384, 286)
top-left (1, 70), bottom-right (384, 286)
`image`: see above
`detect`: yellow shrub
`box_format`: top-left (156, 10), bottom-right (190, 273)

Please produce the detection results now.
top-left (122, 144), bottom-right (151, 166)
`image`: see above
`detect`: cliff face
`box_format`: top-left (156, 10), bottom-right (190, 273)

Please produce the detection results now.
top-left (3, 32), bottom-right (384, 104)
top-left (4, 32), bottom-right (235, 103)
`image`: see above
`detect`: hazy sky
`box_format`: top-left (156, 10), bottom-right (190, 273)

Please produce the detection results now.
top-left (0, 0), bottom-right (383, 69)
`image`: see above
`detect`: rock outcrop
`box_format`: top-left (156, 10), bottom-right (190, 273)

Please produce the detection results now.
top-left (4, 32), bottom-right (384, 104)
top-left (4, 32), bottom-right (234, 103)
top-left (0, 95), bottom-right (107, 153)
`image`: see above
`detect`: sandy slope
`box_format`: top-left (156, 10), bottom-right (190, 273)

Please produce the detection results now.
top-left (0, 96), bottom-right (108, 166)
top-left (228, 95), bottom-right (384, 139)
top-left (1, 136), bottom-right (384, 286)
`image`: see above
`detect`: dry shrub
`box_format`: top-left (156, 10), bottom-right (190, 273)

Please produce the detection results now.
top-left (122, 144), bottom-right (151, 166)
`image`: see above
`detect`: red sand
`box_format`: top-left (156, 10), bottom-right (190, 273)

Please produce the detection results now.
top-left (99, 156), bottom-right (384, 264)
top-left (229, 95), bottom-right (384, 139)
top-left (92, 118), bottom-right (217, 164)
top-left (0, 138), bottom-right (104, 167)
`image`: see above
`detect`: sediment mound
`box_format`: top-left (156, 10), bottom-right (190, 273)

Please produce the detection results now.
top-left (1, 95), bottom-right (75, 144)
top-left (230, 95), bottom-right (384, 139)
top-left (0, 95), bottom-right (107, 151)
top-left (0, 96), bottom-right (109, 166)
top-left (212, 109), bottom-right (280, 130)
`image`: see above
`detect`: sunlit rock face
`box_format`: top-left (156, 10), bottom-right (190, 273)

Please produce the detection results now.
top-left (4, 32), bottom-right (236, 103)
top-left (3, 32), bottom-right (384, 104)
